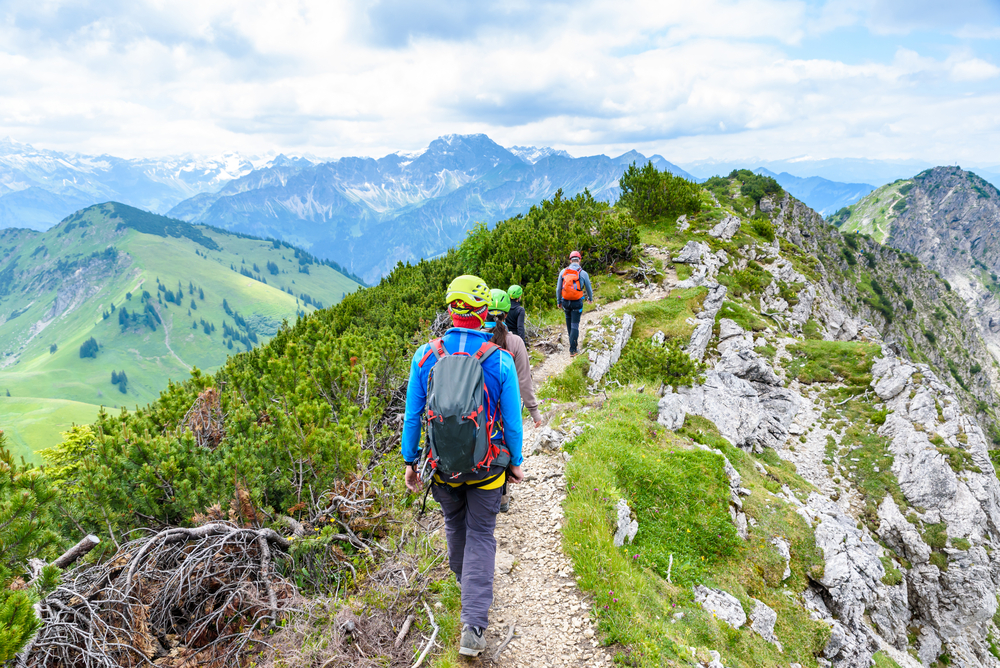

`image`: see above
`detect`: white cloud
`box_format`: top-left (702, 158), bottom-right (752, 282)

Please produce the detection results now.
top-left (0, 0), bottom-right (996, 164)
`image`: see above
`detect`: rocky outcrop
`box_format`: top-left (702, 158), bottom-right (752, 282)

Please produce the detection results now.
top-left (660, 340), bottom-right (799, 451)
top-left (687, 284), bottom-right (726, 360)
top-left (588, 313), bottom-right (634, 382)
top-left (613, 498), bottom-right (638, 547)
top-left (709, 215), bottom-right (741, 241)
top-left (693, 586), bottom-right (746, 629)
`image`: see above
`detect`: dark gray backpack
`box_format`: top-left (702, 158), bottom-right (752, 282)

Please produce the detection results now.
top-left (419, 338), bottom-right (504, 479)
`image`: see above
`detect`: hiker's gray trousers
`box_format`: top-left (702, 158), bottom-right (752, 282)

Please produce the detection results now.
top-left (432, 482), bottom-right (503, 628)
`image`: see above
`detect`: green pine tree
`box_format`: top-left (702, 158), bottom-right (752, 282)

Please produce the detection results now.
top-left (0, 429), bottom-right (61, 660)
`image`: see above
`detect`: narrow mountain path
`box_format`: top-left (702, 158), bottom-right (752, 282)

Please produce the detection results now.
top-left (154, 306), bottom-right (192, 371)
top-left (476, 270), bottom-right (676, 667)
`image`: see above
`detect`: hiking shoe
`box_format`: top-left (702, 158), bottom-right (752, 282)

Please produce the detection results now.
top-left (459, 624), bottom-right (487, 656)
top-left (499, 493), bottom-right (510, 513)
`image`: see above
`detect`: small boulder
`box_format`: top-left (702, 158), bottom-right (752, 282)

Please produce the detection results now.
top-left (693, 585), bottom-right (746, 629)
top-left (613, 498), bottom-right (639, 547)
top-left (709, 215), bottom-right (741, 241)
top-left (657, 391), bottom-right (687, 430)
top-left (673, 241), bottom-right (710, 264)
top-left (749, 599), bottom-right (782, 650)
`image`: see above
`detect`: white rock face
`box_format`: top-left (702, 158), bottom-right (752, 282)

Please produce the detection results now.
top-left (749, 599), bottom-right (782, 650)
top-left (613, 498), bottom-right (638, 547)
top-left (709, 214), bottom-right (741, 240)
top-left (687, 284), bottom-right (727, 361)
top-left (693, 585), bottom-right (746, 629)
top-left (660, 346), bottom-right (798, 451)
top-left (673, 240), bottom-right (709, 264)
top-left (770, 536), bottom-right (791, 580)
top-left (656, 391), bottom-right (686, 430)
top-left (588, 313), bottom-right (635, 382)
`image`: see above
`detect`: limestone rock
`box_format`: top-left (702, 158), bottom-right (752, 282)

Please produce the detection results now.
top-left (673, 241), bottom-right (709, 264)
top-left (770, 537), bottom-right (791, 580)
top-left (656, 391), bottom-right (686, 430)
top-left (749, 599), bottom-right (782, 650)
top-left (588, 313), bottom-right (635, 382)
top-left (495, 551), bottom-right (515, 575)
top-left (693, 585), bottom-right (746, 629)
top-left (709, 215), bottom-right (741, 241)
top-left (676, 214), bottom-right (689, 231)
top-left (613, 498), bottom-right (638, 547)
top-left (687, 284), bottom-right (727, 361)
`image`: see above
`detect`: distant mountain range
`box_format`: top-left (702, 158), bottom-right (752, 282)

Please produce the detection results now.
top-left (166, 134), bottom-right (696, 282)
top-left (0, 202), bottom-right (360, 458)
top-left (753, 168), bottom-right (875, 216)
top-left (8, 133), bottom-right (991, 281)
top-left (0, 137), bottom-right (265, 230)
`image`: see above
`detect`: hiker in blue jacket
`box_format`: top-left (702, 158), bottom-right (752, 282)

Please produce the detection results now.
top-left (556, 250), bottom-right (593, 356)
top-left (402, 274), bottom-right (524, 658)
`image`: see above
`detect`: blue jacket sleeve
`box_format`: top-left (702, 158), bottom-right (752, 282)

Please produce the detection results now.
top-left (498, 351), bottom-right (524, 466)
top-left (556, 269), bottom-right (564, 306)
top-left (582, 270), bottom-right (594, 301)
top-left (401, 347), bottom-right (428, 462)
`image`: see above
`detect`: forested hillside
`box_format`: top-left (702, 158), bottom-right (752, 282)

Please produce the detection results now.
top-left (0, 202), bottom-right (361, 459)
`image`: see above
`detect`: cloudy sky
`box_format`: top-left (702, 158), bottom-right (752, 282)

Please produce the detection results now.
top-left (1, 0), bottom-right (998, 164)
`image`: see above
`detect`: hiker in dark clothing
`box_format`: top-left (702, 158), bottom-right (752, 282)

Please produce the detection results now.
top-left (556, 251), bottom-right (593, 356)
top-left (505, 284), bottom-right (527, 341)
top-left (402, 275), bottom-right (524, 658)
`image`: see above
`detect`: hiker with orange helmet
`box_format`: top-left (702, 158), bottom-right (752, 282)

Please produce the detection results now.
top-left (556, 250), bottom-right (593, 356)
top-left (402, 275), bottom-right (524, 657)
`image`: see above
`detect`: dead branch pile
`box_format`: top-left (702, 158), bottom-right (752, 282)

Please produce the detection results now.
top-left (21, 523), bottom-right (293, 668)
top-left (627, 258), bottom-right (661, 285)
top-left (181, 387), bottom-right (225, 449)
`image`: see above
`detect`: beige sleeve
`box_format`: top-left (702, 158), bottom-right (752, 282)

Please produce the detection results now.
top-left (506, 335), bottom-right (541, 422)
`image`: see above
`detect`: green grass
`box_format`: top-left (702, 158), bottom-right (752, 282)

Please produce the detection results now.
top-left (0, 397), bottom-right (101, 463)
top-left (592, 273), bottom-right (637, 304)
top-left (783, 341), bottom-right (881, 389)
top-left (873, 650), bottom-right (903, 668)
top-left (562, 393), bottom-right (828, 667)
top-left (717, 301), bottom-right (767, 333)
top-left (620, 286), bottom-right (707, 340)
top-left (538, 355), bottom-right (591, 402)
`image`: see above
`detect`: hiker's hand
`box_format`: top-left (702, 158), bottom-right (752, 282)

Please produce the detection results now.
top-left (405, 467), bottom-right (422, 492)
top-left (533, 419), bottom-right (542, 428)
top-left (508, 465), bottom-right (524, 484)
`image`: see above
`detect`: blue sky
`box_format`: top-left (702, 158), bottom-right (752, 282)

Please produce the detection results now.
top-left (0, 0), bottom-right (998, 165)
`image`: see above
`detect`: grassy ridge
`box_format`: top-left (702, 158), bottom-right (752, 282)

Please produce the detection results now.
top-left (0, 203), bottom-right (361, 457)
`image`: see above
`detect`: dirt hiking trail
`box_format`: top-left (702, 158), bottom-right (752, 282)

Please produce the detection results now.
top-left (469, 270), bottom-right (676, 667)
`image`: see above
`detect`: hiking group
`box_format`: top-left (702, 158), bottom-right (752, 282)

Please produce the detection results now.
top-left (402, 252), bottom-right (592, 656)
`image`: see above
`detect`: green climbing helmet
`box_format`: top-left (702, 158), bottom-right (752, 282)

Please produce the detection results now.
top-left (507, 284), bottom-right (523, 300)
top-left (488, 288), bottom-right (511, 315)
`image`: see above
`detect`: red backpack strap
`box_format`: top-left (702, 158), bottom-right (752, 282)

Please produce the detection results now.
top-left (418, 338), bottom-right (449, 367)
top-left (474, 341), bottom-right (500, 361)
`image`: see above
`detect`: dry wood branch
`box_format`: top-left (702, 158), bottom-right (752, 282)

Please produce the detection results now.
top-left (410, 602), bottom-right (438, 668)
top-left (52, 534), bottom-right (101, 569)
top-left (24, 521), bottom-right (293, 668)
top-left (181, 387), bottom-right (225, 449)
top-left (393, 615), bottom-right (415, 649)
top-left (491, 621), bottom-right (516, 661)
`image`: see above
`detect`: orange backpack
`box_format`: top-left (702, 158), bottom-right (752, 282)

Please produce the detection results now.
top-left (561, 267), bottom-right (585, 300)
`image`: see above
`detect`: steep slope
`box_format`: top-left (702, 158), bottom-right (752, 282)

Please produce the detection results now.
top-left (167, 134), bottom-right (689, 283)
top-left (0, 202), bottom-right (361, 459)
top-left (838, 167), bottom-right (1000, 382)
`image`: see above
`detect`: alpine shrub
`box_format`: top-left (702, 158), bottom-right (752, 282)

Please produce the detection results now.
top-left (617, 162), bottom-right (701, 224)
top-left (607, 338), bottom-right (705, 389)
